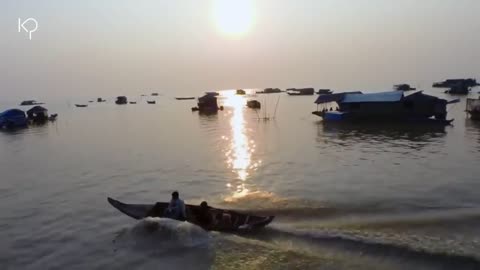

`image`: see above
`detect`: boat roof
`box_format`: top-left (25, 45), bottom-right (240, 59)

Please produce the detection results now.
top-left (314, 91), bottom-right (362, 104)
top-left (0, 109), bottom-right (26, 118)
top-left (342, 91), bottom-right (403, 103)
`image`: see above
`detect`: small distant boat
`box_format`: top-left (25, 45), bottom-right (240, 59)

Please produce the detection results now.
top-left (287, 88), bottom-right (314, 95)
top-left (236, 89), bottom-right (246, 95)
top-left (257, 88), bottom-right (282, 94)
top-left (317, 89), bottom-right (333, 95)
top-left (97, 98), bottom-right (106, 102)
top-left (75, 104), bottom-right (88, 108)
top-left (433, 78), bottom-right (479, 88)
top-left (151, 93), bottom-right (159, 96)
top-left (394, 84), bottom-right (416, 91)
top-left (175, 97), bottom-right (195, 100)
top-left (115, 96), bottom-right (128, 105)
top-left (129, 102), bottom-right (137, 104)
top-left (147, 101), bottom-right (156, 104)
top-left (247, 100), bottom-right (261, 109)
top-left (20, 100), bottom-right (44, 106)
top-left (205, 92), bottom-right (219, 96)
top-left (49, 114), bottom-right (58, 121)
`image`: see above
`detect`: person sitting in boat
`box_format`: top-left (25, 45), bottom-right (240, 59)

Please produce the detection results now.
top-left (164, 191), bottom-right (186, 221)
top-left (195, 201), bottom-right (213, 230)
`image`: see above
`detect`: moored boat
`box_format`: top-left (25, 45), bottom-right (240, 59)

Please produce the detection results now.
top-left (247, 100), bottom-right (261, 109)
top-left (0, 109), bottom-right (28, 129)
top-left (312, 90), bottom-right (457, 125)
top-left (175, 97), bottom-right (196, 100)
top-left (75, 104), bottom-right (88, 108)
top-left (107, 197), bottom-right (274, 232)
top-left (287, 88), bottom-right (314, 95)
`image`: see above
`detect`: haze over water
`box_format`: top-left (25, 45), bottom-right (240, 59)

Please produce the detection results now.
top-left (2, 1), bottom-right (480, 269)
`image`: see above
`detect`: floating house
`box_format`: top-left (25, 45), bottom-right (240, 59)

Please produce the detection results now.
top-left (0, 109), bottom-right (28, 129)
top-left (115, 96), bottom-right (128, 105)
top-left (433, 78), bottom-right (479, 88)
top-left (26, 106), bottom-right (48, 122)
top-left (466, 97), bottom-right (480, 120)
top-left (287, 88), bottom-right (315, 95)
top-left (192, 93), bottom-right (223, 113)
top-left (313, 91), bottom-right (456, 125)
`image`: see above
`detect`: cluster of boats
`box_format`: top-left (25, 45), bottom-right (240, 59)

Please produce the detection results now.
top-left (0, 105), bottom-right (57, 129)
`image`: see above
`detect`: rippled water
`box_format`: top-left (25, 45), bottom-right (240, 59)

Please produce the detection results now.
top-left (1, 89), bottom-right (480, 269)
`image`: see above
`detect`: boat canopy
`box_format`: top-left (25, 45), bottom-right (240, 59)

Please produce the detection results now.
top-left (314, 91), bottom-right (362, 104)
top-left (342, 91), bottom-right (403, 103)
top-left (27, 106), bottom-right (48, 114)
top-left (0, 109), bottom-right (26, 118)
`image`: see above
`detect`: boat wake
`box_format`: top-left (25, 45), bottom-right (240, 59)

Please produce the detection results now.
top-left (243, 226), bottom-right (480, 270)
top-left (113, 217), bottom-right (211, 254)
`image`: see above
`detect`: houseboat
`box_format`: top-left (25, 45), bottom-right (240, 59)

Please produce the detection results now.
top-left (312, 91), bottom-right (457, 125)
top-left (115, 96), bottom-right (128, 105)
top-left (192, 93), bottom-right (224, 113)
top-left (433, 78), bottom-right (479, 88)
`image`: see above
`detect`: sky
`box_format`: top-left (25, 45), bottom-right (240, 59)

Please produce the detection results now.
top-left (1, 0), bottom-right (480, 101)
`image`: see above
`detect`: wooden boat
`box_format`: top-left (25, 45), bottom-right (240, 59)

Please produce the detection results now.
top-left (175, 97), bottom-right (195, 100)
top-left (107, 197), bottom-right (274, 232)
top-left (147, 101), bottom-right (156, 104)
top-left (75, 104), bottom-right (88, 108)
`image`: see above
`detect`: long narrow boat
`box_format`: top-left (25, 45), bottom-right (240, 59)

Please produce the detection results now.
top-left (175, 97), bottom-right (195, 100)
top-left (107, 197), bottom-right (274, 232)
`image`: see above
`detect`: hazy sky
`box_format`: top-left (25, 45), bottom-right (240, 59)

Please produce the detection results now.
top-left (1, 0), bottom-right (480, 100)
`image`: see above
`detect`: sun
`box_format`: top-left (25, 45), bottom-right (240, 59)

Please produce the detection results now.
top-left (212, 0), bottom-right (255, 37)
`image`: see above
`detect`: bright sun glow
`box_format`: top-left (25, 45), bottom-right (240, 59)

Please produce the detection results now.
top-left (212, 0), bottom-right (255, 37)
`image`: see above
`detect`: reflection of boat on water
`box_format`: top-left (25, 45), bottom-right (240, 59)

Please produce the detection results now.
top-left (466, 97), bottom-right (480, 120)
top-left (313, 91), bottom-right (457, 125)
top-left (319, 120), bottom-right (448, 143)
top-left (107, 197), bottom-right (274, 232)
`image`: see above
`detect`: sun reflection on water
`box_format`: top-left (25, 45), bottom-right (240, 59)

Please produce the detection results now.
top-left (221, 90), bottom-right (259, 198)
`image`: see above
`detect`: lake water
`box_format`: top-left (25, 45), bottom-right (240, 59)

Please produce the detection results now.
top-left (1, 89), bottom-right (480, 269)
